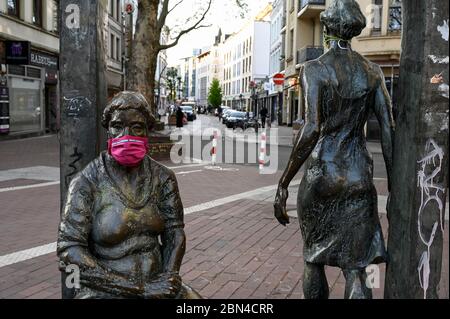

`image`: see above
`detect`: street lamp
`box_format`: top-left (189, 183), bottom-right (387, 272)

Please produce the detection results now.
top-left (177, 76), bottom-right (182, 100)
top-left (250, 81), bottom-right (257, 116)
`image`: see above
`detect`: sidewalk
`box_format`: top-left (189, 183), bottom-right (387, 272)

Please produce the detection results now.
top-left (0, 135), bottom-right (448, 299)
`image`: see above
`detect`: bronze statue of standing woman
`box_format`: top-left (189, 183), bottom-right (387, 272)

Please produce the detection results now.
top-left (274, 0), bottom-right (395, 299)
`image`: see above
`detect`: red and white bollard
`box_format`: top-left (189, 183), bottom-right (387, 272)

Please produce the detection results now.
top-left (211, 129), bottom-right (218, 166)
top-left (259, 130), bottom-right (267, 172)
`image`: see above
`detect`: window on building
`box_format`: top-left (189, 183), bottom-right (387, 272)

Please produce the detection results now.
top-left (289, 29), bottom-right (294, 59)
top-left (371, 0), bottom-right (383, 34)
top-left (110, 34), bottom-right (115, 59)
top-left (52, 0), bottom-right (60, 33)
top-left (116, 37), bottom-right (121, 61)
top-left (116, 0), bottom-right (121, 21)
top-left (33, 0), bottom-right (43, 27)
top-left (7, 0), bottom-right (20, 18)
top-left (388, 0), bottom-right (402, 33)
top-left (109, 0), bottom-right (114, 15)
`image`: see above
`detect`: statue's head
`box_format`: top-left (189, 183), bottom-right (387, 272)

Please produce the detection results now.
top-left (320, 0), bottom-right (366, 41)
top-left (102, 91), bottom-right (156, 139)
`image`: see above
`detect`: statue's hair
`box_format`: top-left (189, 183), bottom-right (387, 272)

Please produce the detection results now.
top-left (102, 91), bottom-right (156, 130)
top-left (320, 0), bottom-right (367, 40)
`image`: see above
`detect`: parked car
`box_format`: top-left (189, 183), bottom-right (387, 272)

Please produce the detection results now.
top-left (234, 112), bottom-right (260, 132)
top-left (181, 105), bottom-right (197, 121)
top-left (215, 106), bottom-right (230, 117)
top-left (226, 111), bottom-right (247, 129)
top-left (221, 109), bottom-right (234, 125)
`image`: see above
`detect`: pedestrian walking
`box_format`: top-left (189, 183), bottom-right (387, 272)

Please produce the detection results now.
top-left (260, 106), bottom-right (268, 129)
top-left (218, 106), bottom-right (223, 122)
top-left (176, 106), bottom-right (184, 129)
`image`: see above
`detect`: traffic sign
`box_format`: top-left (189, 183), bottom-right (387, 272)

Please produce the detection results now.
top-left (273, 73), bottom-right (284, 85)
top-left (125, 2), bottom-right (134, 14)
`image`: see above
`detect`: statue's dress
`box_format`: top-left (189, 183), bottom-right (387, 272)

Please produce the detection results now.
top-left (297, 55), bottom-right (388, 269)
top-left (58, 152), bottom-right (199, 299)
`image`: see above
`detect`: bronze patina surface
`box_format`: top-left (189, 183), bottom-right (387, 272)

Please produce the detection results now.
top-left (57, 91), bottom-right (200, 299)
top-left (274, 0), bottom-right (395, 299)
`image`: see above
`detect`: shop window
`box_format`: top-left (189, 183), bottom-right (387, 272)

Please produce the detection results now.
top-left (33, 0), bottom-right (43, 27)
top-left (388, 0), bottom-right (402, 33)
top-left (7, 0), bottom-right (20, 18)
top-left (9, 77), bottom-right (42, 133)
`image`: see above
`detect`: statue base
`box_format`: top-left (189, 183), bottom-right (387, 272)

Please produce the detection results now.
top-left (148, 129), bottom-right (174, 161)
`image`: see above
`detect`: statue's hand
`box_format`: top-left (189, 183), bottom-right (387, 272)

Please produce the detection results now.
top-left (274, 186), bottom-right (290, 226)
top-left (144, 272), bottom-right (182, 299)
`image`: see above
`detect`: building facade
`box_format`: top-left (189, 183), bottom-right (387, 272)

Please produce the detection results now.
top-left (268, 0), bottom-right (286, 124)
top-left (176, 49), bottom-right (201, 102)
top-left (220, 4), bottom-right (272, 113)
top-left (155, 26), bottom-right (169, 114)
top-left (106, 0), bottom-right (124, 98)
top-left (196, 49), bottom-right (211, 108)
top-left (0, 0), bottom-right (60, 136)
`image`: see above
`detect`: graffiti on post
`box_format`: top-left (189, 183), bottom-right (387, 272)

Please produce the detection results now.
top-left (63, 95), bottom-right (92, 118)
top-left (416, 139), bottom-right (445, 299)
top-left (65, 147), bottom-right (83, 188)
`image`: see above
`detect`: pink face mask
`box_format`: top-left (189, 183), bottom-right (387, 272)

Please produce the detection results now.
top-left (108, 135), bottom-right (149, 167)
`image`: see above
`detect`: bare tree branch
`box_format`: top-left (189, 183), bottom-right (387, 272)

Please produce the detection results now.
top-left (159, 24), bottom-right (211, 51)
top-left (158, 0), bottom-right (213, 51)
top-left (168, 0), bottom-right (184, 15)
top-left (157, 0), bottom-right (171, 32)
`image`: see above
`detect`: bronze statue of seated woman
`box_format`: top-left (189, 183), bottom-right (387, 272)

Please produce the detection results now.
top-left (57, 91), bottom-right (201, 299)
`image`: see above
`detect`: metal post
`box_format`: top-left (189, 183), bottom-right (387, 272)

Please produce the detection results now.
top-left (385, 0), bottom-right (449, 299)
top-left (59, 0), bottom-right (108, 299)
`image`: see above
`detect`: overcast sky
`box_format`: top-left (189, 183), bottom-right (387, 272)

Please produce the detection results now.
top-left (165, 0), bottom-right (271, 65)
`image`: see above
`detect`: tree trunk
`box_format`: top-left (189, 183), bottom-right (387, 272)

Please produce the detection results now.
top-left (384, 0), bottom-right (449, 299)
top-left (128, 0), bottom-right (159, 115)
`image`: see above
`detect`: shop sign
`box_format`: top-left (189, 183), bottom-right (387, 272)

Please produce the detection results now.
top-left (5, 41), bottom-right (30, 65)
top-left (31, 50), bottom-right (58, 70)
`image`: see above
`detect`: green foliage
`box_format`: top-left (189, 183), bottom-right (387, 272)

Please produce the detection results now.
top-left (166, 67), bottom-right (178, 102)
top-left (208, 78), bottom-right (223, 108)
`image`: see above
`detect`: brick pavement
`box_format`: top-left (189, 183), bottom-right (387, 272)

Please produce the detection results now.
top-left (0, 135), bottom-right (448, 299)
top-left (1, 196), bottom-right (447, 299)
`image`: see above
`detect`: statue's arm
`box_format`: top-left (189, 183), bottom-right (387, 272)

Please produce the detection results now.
top-left (155, 171), bottom-right (186, 297)
top-left (372, 67), bottom-right (395, 191)
top-left (278, 63), bottom-right (322, 189)
top-left (60, 247), bottom-right (143, 297)
top-left (157, 171), bottom-right (186, 274)
top-left (274, 63), bottom-right (322, 226)
top-left (58, 174), bottom-right (143, 297)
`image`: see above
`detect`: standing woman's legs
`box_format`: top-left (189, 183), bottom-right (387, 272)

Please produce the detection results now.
top-left (343, 269), bottom-right (372, 299)
top-left (303, 262), bottom-right (329, 299)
